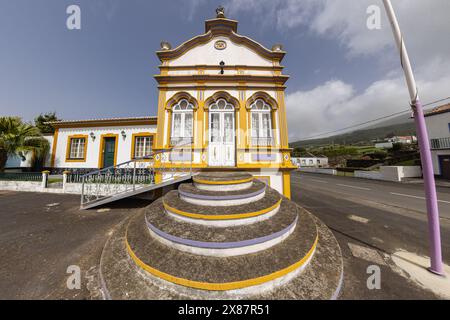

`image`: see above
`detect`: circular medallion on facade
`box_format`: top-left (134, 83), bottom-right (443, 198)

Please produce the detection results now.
top-left (214, 40), bottom-right (227, 50)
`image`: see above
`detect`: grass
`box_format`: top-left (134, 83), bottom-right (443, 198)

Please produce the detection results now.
top-left (392, 159), bottom-right (416, 166)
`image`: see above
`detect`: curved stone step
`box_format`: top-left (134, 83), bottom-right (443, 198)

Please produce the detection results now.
top-left (100, 205), bottom-right (344, 300)
top-left (178, 180), bottom-right (266, 206)
top-left (145, 198), bottom-right (298, 256)
top-left (125, 208), bottom-right (318, 296)
top-left (162, 188), bottom-right (282, 227)
top-left (193, 172), bottom-right (253, 191)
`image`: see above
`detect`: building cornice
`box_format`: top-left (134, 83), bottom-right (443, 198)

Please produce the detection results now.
top-left (154, 74), bottom-right (289, 85)
top-left (47, 117), bottom-right (158, 128)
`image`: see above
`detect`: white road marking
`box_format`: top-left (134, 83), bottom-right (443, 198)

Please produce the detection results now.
top-left (310, 179), bottom-right (327, 183)
top-left (348, 215), bottom-right (369, 224)
top-left (390, 192), bottom-right (450, 204)
top-left (336, 184), bottom-right (371, 191)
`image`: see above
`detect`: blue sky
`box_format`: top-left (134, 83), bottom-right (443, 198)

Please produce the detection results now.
top-left (1, 0), bottom-right (450, 141)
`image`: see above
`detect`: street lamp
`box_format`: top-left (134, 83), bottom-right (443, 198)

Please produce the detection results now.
top-left (383, 0), bottom-right (444, 275)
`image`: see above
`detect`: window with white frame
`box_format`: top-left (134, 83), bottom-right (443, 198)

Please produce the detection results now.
top-left (171, 99), bottom-right (194, 145)
top-left (68, 137), bottom-right (86, 159)
top-left (250, 99), bottom-right (273, 146)
top-left (134, 135), bottom-right (153, 158)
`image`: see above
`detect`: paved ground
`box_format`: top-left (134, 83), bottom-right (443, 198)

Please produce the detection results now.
top-left (1, 173), bottom-right (449, 300)
top-left (0, 190), bottom-right (148, 299)
top-left (291, 171), bottom-right (450, 299)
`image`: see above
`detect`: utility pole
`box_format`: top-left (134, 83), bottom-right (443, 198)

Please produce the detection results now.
top-left (383, 0), bottom-right (444, 275)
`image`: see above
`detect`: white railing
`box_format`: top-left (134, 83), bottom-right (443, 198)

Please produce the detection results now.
top-left (80, 141), bottom-right (193, 209)
top-left (430, 137), bottom-right (450, 150)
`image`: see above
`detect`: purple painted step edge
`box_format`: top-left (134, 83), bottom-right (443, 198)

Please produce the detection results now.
top-left (178, 186), bottom-right (266, 200)
top-left (145, 214), bottom-right (298, 249)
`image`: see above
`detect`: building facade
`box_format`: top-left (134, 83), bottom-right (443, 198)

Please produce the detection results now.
top-left (425, 103), bottom-right (450, 179)
top-left (43, 9), bottom-right (295, 198)
top-left (48, 117), bottom-right (157, 173)
top-left (152, 9), bottom-right (295, 197)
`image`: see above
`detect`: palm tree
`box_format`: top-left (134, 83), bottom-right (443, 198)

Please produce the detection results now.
top-left (0, 117), bottom-right (50, 171)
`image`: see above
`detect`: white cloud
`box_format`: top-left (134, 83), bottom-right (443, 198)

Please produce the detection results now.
top-left (225, 0), bottom-right (450, 141)
top-left (287, 65), bottom-right (450, 141)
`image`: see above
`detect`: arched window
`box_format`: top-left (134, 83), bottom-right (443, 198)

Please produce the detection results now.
top-left (250, 99), bottom-right (273, 146)
top-left (171, 99), bottom-right (194, 145)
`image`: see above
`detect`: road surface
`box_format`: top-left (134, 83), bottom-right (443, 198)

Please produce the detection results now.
top-left (291, 171), bottom-right (450, 299)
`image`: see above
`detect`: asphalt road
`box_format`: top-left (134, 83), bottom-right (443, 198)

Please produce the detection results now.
top-left (0, 191), bottom-right (146, 299)
top-left (291, 171), bottom-right (450, 299)
top-left (1, 176), bottom-right (448, 300)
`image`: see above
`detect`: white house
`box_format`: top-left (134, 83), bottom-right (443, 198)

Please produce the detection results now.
top-left (424, 103), bottom-right (450, 179)
top-left (47, 117), bottom-right (157, 174)
top-left (292, 154), bottom-right (328, 168)
top-left (20, 9), bottom-right (297, 199)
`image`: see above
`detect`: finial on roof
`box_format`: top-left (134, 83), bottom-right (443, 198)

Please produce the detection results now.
top-left (271, 44), bottom-right (283, 52)
top-left (160, 41), bottom-right (172, 51)
top-left (216, 5), bottom-right (225, 18)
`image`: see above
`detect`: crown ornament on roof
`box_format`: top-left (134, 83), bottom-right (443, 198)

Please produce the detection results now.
top-left (216, 6), bottom-right (225, 18)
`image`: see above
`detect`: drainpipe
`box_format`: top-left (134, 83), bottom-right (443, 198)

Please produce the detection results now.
top-left (383, 0), bottom-right (444, 275)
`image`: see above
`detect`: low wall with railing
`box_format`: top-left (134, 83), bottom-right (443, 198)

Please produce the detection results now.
top-left (298, 167), bottom-right (337, 175)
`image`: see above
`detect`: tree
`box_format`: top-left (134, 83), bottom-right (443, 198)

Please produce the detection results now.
top-left (34, 112), bottom-right (60, 134)
top-left (0, 117), bottom-right (50, 171)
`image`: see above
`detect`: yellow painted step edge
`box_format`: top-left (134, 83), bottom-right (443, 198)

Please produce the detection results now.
top-left (126, 233), bottom-right (318, 291)
top-left (163, 198), bottom-right (282, 220)
top-left (193, 177), bottom-right (253, 185)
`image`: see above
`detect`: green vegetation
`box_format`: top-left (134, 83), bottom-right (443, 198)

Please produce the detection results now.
top-left (0, 117), bottom-right (51, 172)
top-left (290, 122), bottom-right (416, 149)
top-left (34, 112), bottom-right (60, 134)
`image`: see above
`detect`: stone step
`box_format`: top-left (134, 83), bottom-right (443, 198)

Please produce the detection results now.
top-left (162, 187), bottom-right (282, 226)
top-left (125, 207), bottom-right (318, 296)
top-left (145, 198), bottom-right (298, 256)
top-left (193, 172), bottom-right (253, 191)
top-left (100, 205), bottom-right (344, 300)
top-left (178, 180), bottom-right (266, 206)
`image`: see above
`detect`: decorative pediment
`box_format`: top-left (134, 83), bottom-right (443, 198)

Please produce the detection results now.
top-left (156, 15), bottom-right (285, 63)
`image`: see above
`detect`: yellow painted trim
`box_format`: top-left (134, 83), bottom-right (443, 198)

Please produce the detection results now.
top-left (283, 172), bottom-right (291, 199)
top-left (163, 198), bottom-right (281, 221)
top-left (126, 232), bottom-right (318, 291)
top-left (50, 128), bottom-right (59, 167)
top-left (52, 119), bottom-right (157, 129)
top-left (155, 91), bottom-right (167, 149)
top-left (193, 176), bottom-right (253, 185)
top-left (255, 175), bottom-right (271, 187)
top-left (65, 134), bottom-right (88, 162)
top-left (130, 132), bottom-right (157, 160)
top-left (98, 134), bottom-right (119, 168)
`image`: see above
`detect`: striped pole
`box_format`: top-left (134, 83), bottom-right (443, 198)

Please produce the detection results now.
top-left (383, 0), bottom-right (444, 275)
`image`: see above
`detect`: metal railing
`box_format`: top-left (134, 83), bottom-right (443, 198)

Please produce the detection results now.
top-left (430, 137), bottom-right (450, 150)
top-left (80, 141), bottom-right (193, 209)
top-left (0, 172), bottom-right (42, 182)
top-left (251, 137), bottom-right (274, 147)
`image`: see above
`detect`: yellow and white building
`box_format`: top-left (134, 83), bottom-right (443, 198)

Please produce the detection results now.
top-left (47, 9), bottom-right (295, 198)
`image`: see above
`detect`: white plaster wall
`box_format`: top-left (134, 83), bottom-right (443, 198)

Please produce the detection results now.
top-left (246, 90), bottom-right (277, 101)
top-left (53, 125), bottom-right (157, 168)
top-left (431, 150), bottom-right (450, 174)
top-left (170, 37), bottom-right (273, 67)
top-left (425, 113), bottom-right (450, 139)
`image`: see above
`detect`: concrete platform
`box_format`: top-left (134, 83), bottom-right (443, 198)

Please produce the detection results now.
top-left (193, 172), bottom-right (253, 183)
top-left (99, 205), bottom-right (343, 299)
top-left (163, 187), bottom-right (281, 218)
top-left (145, 197), bottom-right (298, 244)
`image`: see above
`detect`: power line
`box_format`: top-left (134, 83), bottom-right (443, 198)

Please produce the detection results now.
top-left (297, 96), bottom-right (450, 141)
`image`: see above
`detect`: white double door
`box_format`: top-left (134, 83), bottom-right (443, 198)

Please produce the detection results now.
top-left (208, 111), bottom-right (235, 167)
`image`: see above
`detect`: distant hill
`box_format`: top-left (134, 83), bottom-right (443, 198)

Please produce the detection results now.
top-left (290, 116), bottom-right (416, 148)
